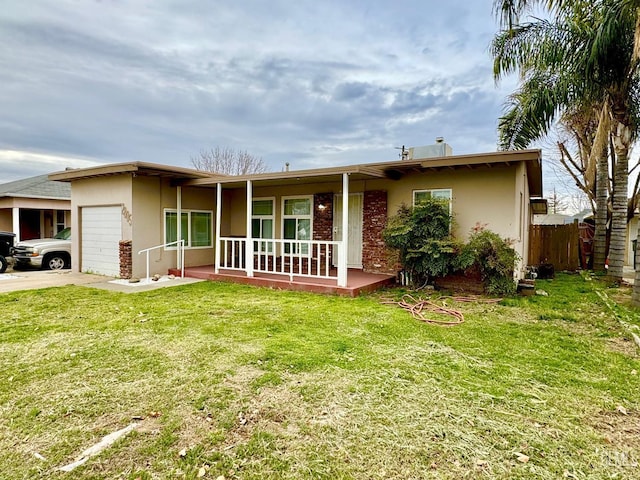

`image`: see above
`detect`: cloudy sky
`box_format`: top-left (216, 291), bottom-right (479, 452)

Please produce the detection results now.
top-left (1, 0), bottom-right (524, 184)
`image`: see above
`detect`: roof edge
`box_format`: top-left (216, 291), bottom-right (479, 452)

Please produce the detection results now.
top-left (49, 161), bottom-right (221, 182)
top-left (186, 149), bottom-right (542, 186)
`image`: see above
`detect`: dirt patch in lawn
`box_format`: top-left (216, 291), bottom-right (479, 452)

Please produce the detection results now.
top-left (605, 336), bottom-right (639, 357)
top-left (592, 409), bottom-right (640, 449)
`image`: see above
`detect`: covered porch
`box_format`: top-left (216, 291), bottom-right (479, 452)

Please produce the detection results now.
top-left (172, 167), bottom-right (392, 292)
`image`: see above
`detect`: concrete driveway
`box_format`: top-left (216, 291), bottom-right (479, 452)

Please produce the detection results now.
top-left (0, 266), bottom-right (202, 294)
top-left (0, 268), bottom-right (108, 293)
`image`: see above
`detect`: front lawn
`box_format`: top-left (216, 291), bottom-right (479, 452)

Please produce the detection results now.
top-left (1, 274), bottom-right (639, 479)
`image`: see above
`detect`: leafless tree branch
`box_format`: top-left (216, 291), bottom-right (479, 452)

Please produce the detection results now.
top-left (191, 147), bottom-right (268, 175)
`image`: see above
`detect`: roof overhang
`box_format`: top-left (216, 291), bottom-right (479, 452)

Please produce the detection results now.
top-left (48, 161), bottom-right (222, 183)
top-left (182, 149), bottom-right (543, 195)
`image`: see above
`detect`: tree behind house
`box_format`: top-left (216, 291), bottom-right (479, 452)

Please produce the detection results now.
top-left (191, 147), bottom-right (268, 175)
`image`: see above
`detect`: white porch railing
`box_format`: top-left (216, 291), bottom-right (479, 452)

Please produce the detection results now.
top-left (218, 237), bottom-right (340, 281)
top-left (138, 240), bottom-right (184, 280)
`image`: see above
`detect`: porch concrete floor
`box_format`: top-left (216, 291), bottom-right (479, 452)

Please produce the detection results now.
top-left (169, 265), bottom-right (396, 296)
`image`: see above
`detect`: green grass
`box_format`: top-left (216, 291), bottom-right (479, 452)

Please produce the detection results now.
top-left (1, 274), bottom-right (639, 479)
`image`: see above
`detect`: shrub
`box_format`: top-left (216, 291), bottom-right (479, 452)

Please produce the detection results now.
top-left (383, 204), bottom-right (520, 295)
top-left (462, 228), bottom-right (520, 295)
top-left (383, 199), bottom-right (463, 287)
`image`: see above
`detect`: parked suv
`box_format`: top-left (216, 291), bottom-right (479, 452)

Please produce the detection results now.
top-left (0, 231), bottom-right (16, 273)
top-left (13, 227), bottom-right (72, 270)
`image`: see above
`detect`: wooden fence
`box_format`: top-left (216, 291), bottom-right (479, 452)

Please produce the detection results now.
top-left (528, 222), bottom-right (580, 271)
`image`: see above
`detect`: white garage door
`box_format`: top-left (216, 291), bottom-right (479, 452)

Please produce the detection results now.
top-left (81, 206), bottom-right (122, 277)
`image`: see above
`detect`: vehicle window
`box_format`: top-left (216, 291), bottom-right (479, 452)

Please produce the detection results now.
top-left (54, 227), bottom-right (71, 240)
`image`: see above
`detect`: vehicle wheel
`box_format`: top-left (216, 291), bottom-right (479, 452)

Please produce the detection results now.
top-left (0, 256), bottom-right (6, 274)
top-left (44, 253), bottom-right (69, 270)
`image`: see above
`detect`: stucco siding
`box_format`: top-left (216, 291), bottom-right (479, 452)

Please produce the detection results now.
top-left (70, 175), bottom-right (133, 273)
top-left (371, 166), bottom-right (519, 243)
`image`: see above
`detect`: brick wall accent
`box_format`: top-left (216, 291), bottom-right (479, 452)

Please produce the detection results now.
top-left (313, 193), bottom-right (333, 241)
top-left (434, 269), bottom-right (485, 294)
top-left (119, 240), bottom-right (132, 279)
top-left (362, 190), bottom-right (394, 273)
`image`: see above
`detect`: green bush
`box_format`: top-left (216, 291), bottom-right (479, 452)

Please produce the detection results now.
top-left (383, 204), bottom-right (519, 295)
top-left (462, 228), bottom-right (520, 295)
top-left (383, 200), bottom-right (463, 286)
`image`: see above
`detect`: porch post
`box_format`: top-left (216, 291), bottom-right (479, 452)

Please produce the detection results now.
top-left (245, 180), bottom-right (254, 277)
top-left (176, 186), bottom-right (182, 270)
top-left (338, 173), bottom-right (349, 287)
top-left (12, 207), bottom-right (20, 243)
top-left (215, 183), bottom-right (221, 274)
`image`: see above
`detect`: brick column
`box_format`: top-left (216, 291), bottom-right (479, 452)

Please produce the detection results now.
top-left (313, 193), bottom-right (333, 240)
top-left (363, 190), bottom-right (393, 273)
top-left (119, 240), bottom-right (132, 279)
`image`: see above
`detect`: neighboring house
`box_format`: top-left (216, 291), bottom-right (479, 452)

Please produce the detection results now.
top-left (49, 148), bottom-right (543, 286)
top-left (0, 174), bottom-right (71, 242)
top-left (533, 213), bottom-right (572, 225)
top-left (533, 209), bottom-right (592, 226)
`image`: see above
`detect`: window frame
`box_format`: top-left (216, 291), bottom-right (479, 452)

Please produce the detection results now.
top-left (55, 210), bottom-right (67, 235)
top-left (163, 208), bottom-right (213, 250)
top-left (252, 197), bottom-right (275, 253)
top-left (412, 188), bottom-right (453, 214)
top-left (281, 195), bottom-right (313, 256)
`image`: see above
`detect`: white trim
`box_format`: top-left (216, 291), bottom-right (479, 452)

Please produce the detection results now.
top-left (12, 207), bottom-right (20, 243)
top-left (177, 186), bottom-right (182, 269)
top-left (338, 173), bottom-right (349, 287)
top-left (215, 183), bottom-right (222, 274)
top-left (251, 196), bottom-right (275, 252)
top-left (281, 195), bottom-right (313, 256)
top-left (245, 180), bottom-right (253, 277)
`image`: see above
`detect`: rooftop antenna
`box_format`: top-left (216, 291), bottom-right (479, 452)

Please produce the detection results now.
top-left (394, 145), bottom-right (408, 160)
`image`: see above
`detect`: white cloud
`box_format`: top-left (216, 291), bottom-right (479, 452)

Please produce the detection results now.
top-left (0, 1), bottom-right (514, 180)
top-left (0, 150), bottom-right (103, 182)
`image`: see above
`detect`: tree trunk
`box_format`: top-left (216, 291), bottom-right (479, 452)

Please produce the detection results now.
top-left (592, 148), bottom-right (609, 272)
top-left (608, 121), bottom-right (631, 281)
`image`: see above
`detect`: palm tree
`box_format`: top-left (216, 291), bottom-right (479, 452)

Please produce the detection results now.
top-left (557, 105), bottom-right (611, 271)
top-left (492, 0), bottom-right (639, 282)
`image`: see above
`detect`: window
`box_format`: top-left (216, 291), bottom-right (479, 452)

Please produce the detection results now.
top-left (413, 189), bottom-right (452, 213)
top-left (164, 209), bottom-right (212, 248)
top-left (56, 210), bottom-right (66, 234)
top-left (282, 196), bottom-right (312, 255)
top-left (252, 198), bottom-right (274, 252)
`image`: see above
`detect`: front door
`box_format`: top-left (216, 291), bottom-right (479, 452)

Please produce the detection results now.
top-left (333, 193), bottom-right (363, 268)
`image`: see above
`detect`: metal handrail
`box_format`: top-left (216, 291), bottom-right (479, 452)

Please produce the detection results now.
top-left (138, 240), bottom-right (184, 280)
